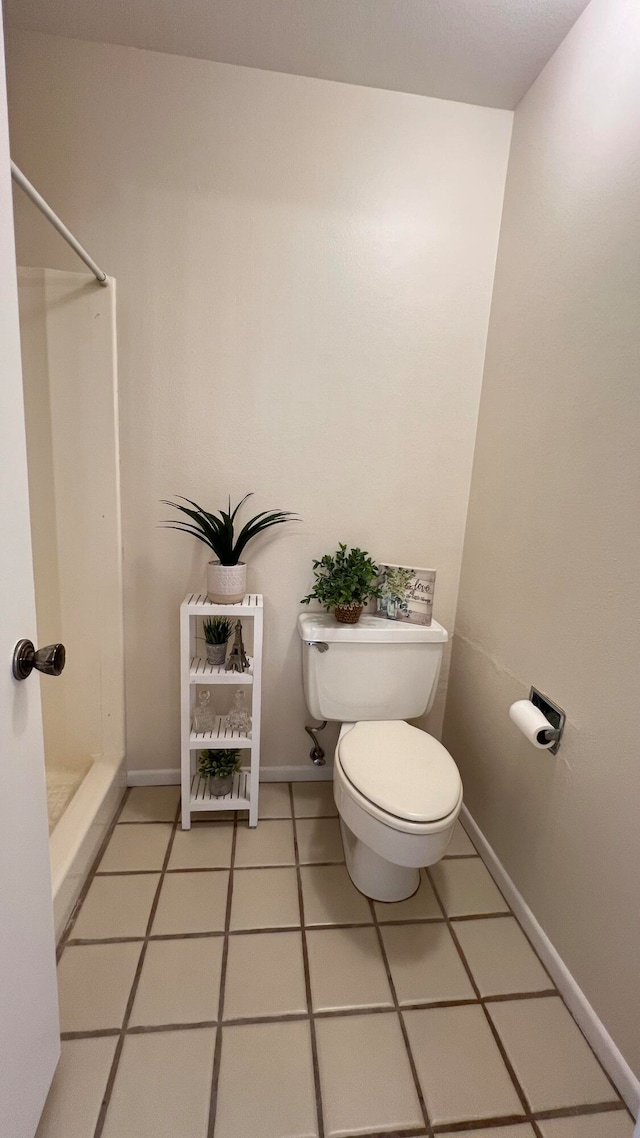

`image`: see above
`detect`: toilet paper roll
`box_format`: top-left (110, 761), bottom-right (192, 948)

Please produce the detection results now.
top-left (509, 699), bottom-right (556, 749)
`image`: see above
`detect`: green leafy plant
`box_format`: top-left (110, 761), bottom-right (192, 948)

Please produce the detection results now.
top-left (198, 748), bottom-right (241, 780)
top-left (161, 493), bottom-right (298, 565)
top-left (203, 617), bottom-right (234, 645)
top-left (301, 544), bottom-right (381, 610)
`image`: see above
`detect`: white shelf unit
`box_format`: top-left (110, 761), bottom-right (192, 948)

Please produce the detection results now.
top-left (180, 592), bottom-right (263, 828)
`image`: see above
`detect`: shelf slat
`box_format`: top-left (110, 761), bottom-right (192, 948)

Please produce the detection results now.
top-left (190, 769), bottom-right (250, 811)
top-left (190, 714), bottom-right (252, 749)
top-left (189, 655), bottom-right (253, 684)
top-left (182, 592), bottom-right (263, 616)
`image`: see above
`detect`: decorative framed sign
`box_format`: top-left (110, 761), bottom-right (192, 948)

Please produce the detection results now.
top-left (377, 564), bottom-right (436, 626)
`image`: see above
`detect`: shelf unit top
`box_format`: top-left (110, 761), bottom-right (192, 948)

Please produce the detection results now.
top-left (182, 592), bottom-right (263, 615)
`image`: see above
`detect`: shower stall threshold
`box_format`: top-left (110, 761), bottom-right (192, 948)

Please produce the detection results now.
top-left (49, 752), bottom-right (126, 942)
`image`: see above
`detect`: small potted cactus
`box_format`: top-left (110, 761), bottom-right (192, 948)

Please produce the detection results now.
top-left (198, 748), bottom-right (241, 796)
top-left (203, 616), bottom-right (234, 666)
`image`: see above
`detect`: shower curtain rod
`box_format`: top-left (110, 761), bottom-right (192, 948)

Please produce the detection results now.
top-left (10, 161), bottom-right (108, 286)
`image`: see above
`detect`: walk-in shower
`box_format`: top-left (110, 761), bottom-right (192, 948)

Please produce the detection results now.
top-left (18, 266), bottom-right (125, 938)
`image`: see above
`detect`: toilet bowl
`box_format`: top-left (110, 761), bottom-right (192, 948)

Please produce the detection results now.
top-left (297, 611), bottom-right (461, 902)
top-left (334, 721), bottom-right (462, 901)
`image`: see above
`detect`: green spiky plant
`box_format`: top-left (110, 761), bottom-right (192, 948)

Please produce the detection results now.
top-left (203, 617), bottom-right (234, 645)
top-left (198, 748), bottom-right (241, 780)
top-left (161, 493), bottom-right (298, 565)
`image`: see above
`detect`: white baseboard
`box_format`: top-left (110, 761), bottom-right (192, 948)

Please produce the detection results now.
top-left (127, 768), bottom-right (182, 786)
top-left (127, 764), bottom-right (334, 787)
top-left (257, 765), bottom-right (334, 782)
top-left (461, 805), bottom-right (640, 1117)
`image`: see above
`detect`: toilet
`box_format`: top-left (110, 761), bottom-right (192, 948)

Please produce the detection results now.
top-left (297, 612), bottom-right (462, 902)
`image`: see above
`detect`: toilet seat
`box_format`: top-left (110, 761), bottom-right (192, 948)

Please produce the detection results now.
top-left (338, 720), bottom-right (462, 825)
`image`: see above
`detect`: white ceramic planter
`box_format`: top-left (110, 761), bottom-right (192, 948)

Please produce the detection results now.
top-left (207, 561), bottom-right (247, 604)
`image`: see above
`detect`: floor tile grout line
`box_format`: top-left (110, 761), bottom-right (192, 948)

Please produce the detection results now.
top-left (64, 913), bottom-right (515, 944)
top-left (367, 894), bottom-right (435, 1138)
top-left (63, 989), bottom-right (604, 1040)
top-left (91, 798), bottom-right (181, 1138)
top-left (206, 810), bottom-right (238, 1138)
top-left (425, 866), bottom-right (541, 1135)
top-left (431, 1096), bottom-right (631, 1131)
top-left (290, 781), bottom-right (326, 1138)
top-left (62, 985), bottom-right (620, 1042)
top-left (56, 787), bottom-right (132, 960)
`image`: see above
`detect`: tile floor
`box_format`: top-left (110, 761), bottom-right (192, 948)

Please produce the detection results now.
top-left (39, 782), bottom-right (634, 1138)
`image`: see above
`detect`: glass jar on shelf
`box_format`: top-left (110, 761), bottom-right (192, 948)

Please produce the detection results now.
top-left (225, 690), bottom-right (251, 736)
top-left (193, 689), bottom-right (215, 733)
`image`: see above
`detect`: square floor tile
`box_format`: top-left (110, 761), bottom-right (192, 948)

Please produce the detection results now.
top-left (98, 823), bottom-right (173, 872)
top-left (404, 1004), bottom-right (523, 1125)
top-left (316, 1012), bottom-right (423, 1136)
top-left (258, 782), bottom-right (293, 818)
top-left (381, 922), bottom-right (475, 1005)
top-left (72, 873), bottom-right (159, 940)
top-left (445, 819), bottom-right (477, 856)
top-left (229, 867), bottom-right (300, 930)
top-left (296, 818), bottom-right (344, 864)
top-left (488, 997), bottom-right (617, 1111)
top-left (374, 869), bottom-right (441, 922)
top-left (224, 931), bottom-right (307, 1019)
top-left (235, 819), bottom-right (295, 866)
top-left (152, 870), bottom-right (229, 935)
top-left (57, 943), bottom-right (142, 1032)
top-left (454, 917), bottom-right (552, 996)
top-left (430, 859), bottom-right (509, 916)
top-left (292, 782), bottom-right (337, 817)
top-left (119, 786), bottom-right (180, 823)
top-left (215, 1020), bottom-right (318, 1138)
top-left (300, 865), bottom-right (371, 926)
top-left (101, 1027), bottom-right (215, 1138)
top-left (168, 823), bottom-right (233, 869)
top-left (538, 1113), bottom-right (634, 1137)
top-left (129, 937), bottom-right (223, 1026)
top-left (307, 926), bottom-right (393, 1012)
top-left (36, 1037), bottom-right (118, 1138)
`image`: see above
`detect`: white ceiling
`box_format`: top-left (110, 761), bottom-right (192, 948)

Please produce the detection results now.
top-left (5, 0), bottom-right (590, 110)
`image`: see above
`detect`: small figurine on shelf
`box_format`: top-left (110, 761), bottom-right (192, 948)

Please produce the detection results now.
top-left (225, 690), bottom-right (252, 736)
top-left (225, 619), bottom-right (249, 673)
top-left (192, 689), bottom-right (214, 734)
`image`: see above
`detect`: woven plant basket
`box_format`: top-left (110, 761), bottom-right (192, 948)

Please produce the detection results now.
top-left (334, 603), bottom-right (363, 624)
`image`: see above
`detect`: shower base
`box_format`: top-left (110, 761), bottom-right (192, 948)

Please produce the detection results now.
top-left (46, 761), bottom-right (92, 833)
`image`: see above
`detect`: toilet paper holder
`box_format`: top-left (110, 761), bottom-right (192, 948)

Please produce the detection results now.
top-left (529, 686), bottom-right (566, 754)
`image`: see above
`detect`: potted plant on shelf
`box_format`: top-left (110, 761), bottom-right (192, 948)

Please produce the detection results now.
top-left (198, 748), bottom-right (241, 796)
top-left (162, 493), bottom-right (299, 603)
top-left (301, 543), bottom-right (381, 624)
top-left (203, 617), bottom-right (233, 666)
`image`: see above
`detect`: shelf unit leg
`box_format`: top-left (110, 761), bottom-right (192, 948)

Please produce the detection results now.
top-left (248, 609), bottom-right (263, 827)
top-left (180, 604), bottom-right (192, 830)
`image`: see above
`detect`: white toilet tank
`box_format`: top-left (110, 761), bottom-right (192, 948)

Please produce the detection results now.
top-left (297, 613), bottom-right (448, 722)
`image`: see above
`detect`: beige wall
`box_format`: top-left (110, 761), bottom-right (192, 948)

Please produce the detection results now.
top-left (7, 31), bottom-right (512, 774)
top-left (444, 0), bottom-right (640, 1077)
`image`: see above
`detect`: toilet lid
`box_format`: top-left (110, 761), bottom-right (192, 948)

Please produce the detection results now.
top-left (339, 721), bottom-right (461, 823)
